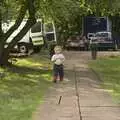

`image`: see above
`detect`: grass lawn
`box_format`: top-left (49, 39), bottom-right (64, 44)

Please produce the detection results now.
top-left (0, 53), bottom-right (52, 120)
top-left (89, 56), bottom-right (120, 104)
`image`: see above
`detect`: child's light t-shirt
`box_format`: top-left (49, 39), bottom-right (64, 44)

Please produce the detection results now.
top-left (51, 53), bottom-right (65, 65)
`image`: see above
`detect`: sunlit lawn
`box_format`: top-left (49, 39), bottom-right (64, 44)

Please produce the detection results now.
top-left (89, 56), bottom-right (120, 104)
top-left (0, 53), bottom-right (52, 120)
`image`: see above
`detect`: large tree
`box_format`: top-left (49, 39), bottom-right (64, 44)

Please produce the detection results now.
top-left (0, 0), bottom-right (36, 66)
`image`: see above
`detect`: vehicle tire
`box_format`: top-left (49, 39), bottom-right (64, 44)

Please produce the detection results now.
top-left (18, 43), bottom-right (28, 53)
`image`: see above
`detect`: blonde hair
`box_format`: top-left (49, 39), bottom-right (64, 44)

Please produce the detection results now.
top-left (54, 45), bottom-right (62, 54)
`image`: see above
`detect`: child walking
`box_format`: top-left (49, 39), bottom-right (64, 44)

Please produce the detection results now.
top-left (51, 46), bottom-right (65, 83)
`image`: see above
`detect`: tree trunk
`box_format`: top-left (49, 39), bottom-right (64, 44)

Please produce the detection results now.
top-left (0, 0), bottom-right (36, 66)
top-left (0, 34), bottom-right (10, 66)
top-left (0, 48), bottom-right (9, 66)
top-left (4, 4), bottom-right (27, 42)
top-left (0, 9), bottom-right (8, 65)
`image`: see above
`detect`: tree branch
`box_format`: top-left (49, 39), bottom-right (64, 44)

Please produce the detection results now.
top-left (7, 0), bottom-right (36, 50)
top-left (0, 12), bottom-right (2, 35)
top-left (0, 6), bottom-right (3, 38)
top-left (7, 19), bottom-right (36, 50)
top-left (4, 3), bottom-right (27, 41)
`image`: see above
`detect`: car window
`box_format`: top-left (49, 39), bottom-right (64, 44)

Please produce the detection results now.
top-left (96, 33), bottom-right (108, 38)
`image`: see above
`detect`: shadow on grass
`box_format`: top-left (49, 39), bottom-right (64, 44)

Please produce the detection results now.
top-left (0, 64), bottom-right (52, 100)
top-left (0, 53), bottom-right (53, 120)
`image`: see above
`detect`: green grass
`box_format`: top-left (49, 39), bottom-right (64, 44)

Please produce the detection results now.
top-left (89, 56), bottom-right (120, 104)
top-left (0, 54), bottom-right (52, 120)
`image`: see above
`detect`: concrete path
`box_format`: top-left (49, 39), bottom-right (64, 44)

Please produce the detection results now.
top-left (33, 51), bottom-right (120, 120)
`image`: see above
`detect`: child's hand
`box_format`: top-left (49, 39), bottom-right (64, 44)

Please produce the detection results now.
top-left (55, 57), bottom-right (60, 60)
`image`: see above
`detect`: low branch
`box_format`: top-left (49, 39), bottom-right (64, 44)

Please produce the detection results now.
top-left (4, 3), bottom-right (27, 42)
top-left (7, 18), bottom-right (36, 50)
top-left (7, 0), bottom-right (36, 51)
top-left (0, 10), bottom-right (3, 38)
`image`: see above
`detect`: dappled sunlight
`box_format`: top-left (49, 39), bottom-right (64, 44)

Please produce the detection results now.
top-left (0, 55), bottom-right (53, 96)
top-left (0, 54), bottom-right (53, 120)
top-left (26, 74), bottom-right (41, 79)
top-left (0, 69), bottom-right (52, 119)
top-left (104, 89), bottom-right (114, 93)
top-left (16, 59), bottom-right (44, 67)
top-left (41, 74), bottom-right (52, 82)
top-left (14, 55), bottom-right (52, 70)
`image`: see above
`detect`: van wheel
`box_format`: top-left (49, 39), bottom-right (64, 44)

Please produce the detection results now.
top-left (18, 44), bottom-right (28, 53)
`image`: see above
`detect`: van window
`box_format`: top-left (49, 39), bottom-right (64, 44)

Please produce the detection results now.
top-left (45, 23), bottom-right (54, 32)
top-left (45, 33), bottom-right (55, 41)
top-left (31, 22), bottom-right (41, 33)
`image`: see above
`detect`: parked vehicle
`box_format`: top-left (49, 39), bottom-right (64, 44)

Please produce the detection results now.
top-left (83, 16), bottom-right (117, 50)
top-left (90, 31), bottom-right (117, 50)
top-left (43, 21), bottom-right (57, 48)
top-left (87, 33), bottom-right (95, 41)
top-left (65, 35), bottom-right (85, 50)
top-left (2, 19), bottom-right (56, 53)
top-left (83, 16), bottom-right (112, 37)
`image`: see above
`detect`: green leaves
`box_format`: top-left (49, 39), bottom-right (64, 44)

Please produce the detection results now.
top-left (1, 0), bottom-right (24, 22)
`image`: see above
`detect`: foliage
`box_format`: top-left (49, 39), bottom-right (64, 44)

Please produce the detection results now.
top-left (0, 0), bottom-right (24, 21)
top-left (41, 0), bottom-right (86, 44)
top-left (37, 0), bottom-right (120, 44)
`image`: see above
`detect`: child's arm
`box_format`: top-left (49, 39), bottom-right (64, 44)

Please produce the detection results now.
top-left (51, 55), bottom-right (58, 62)
top-left (51, 55), bottom-right (55, 62)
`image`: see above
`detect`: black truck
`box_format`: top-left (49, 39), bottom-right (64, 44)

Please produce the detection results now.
top-left (83, 16), bottom-right (112, 36)
top-left (83, 16), bottom-right (117, 50)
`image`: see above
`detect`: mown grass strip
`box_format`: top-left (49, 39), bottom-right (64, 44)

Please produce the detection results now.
top-left (89, 56), bottom-right (120, 104)
top-left (0, 54), bottom-right (52, 120)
